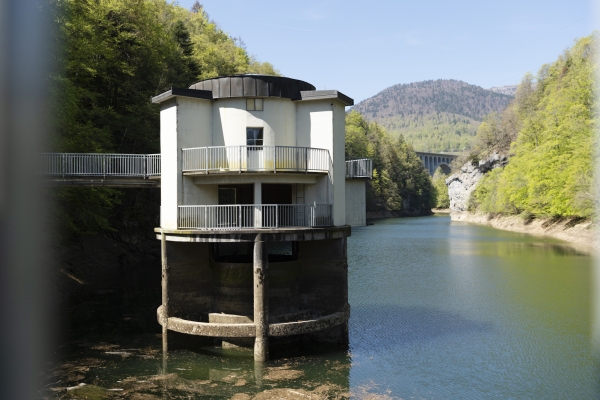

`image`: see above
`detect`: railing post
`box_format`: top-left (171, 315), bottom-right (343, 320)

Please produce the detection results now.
top-left (275, 205), bottom-right (278, 228)
top-left (305, 148), bottom-right (308, 174)
top-left (239, 146), bottom-right (242, 173)
top-left (274, 147), bottom-right (276, 173)
top-left (62, 153), bottom-right (65, 178)
top-left (238, 205), bottom-right (242, 229)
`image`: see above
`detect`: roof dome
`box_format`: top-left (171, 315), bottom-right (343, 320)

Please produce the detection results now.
top-left (189, 74), bottom-right (315, 100)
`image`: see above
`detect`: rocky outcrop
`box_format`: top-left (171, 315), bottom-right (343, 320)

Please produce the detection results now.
top-left (445, 153), bottom-right (507, 211)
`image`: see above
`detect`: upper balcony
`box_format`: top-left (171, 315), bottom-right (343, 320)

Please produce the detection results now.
top-left (182, 146), bottom-right (330, 175)
top-left (345, 158), bottom-right (373, 179)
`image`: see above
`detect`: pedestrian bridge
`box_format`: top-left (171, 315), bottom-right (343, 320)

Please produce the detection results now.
top-left (39, 151), bottom-right (373, 187)
top-left (415, 152), bottom-right (458, 176)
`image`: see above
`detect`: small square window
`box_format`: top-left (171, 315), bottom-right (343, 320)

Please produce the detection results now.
top-left (246, 98), bottom-right (263, 111)
top-left (246, 128), bottom-right (263, 147)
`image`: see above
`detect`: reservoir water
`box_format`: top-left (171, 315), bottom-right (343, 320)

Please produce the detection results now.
top-left (51, 214), bottom-right (598, 398)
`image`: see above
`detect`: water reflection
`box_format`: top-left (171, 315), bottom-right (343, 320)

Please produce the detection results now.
top-left (348, 215), bottom-right (597, 398)
top-left (48, 215), bottom-right (598, 398)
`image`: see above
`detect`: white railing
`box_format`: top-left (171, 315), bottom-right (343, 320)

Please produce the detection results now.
top-left (39, 153), bottom-right (161, 178)
top-left (182, 146), bottom-right (330, 174)
top-left (345, 158), bottom-right (373, 178)
top-left (177, 204), bottom-right (333, 230)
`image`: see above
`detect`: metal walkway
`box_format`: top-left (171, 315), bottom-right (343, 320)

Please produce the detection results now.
top-left (40, 153), bottom-right (373, 187)
top-left (39, 153), bottom-right (161, 187)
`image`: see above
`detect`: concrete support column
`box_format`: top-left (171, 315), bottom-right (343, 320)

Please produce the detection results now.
top-left (161, 231), bottom-right (169, 372)
top-left (254, 182), bottom-right (262, 228)
top-left (253, 234), bottom-right (269, 362)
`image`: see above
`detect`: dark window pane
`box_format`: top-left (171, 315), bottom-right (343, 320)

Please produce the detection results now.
top-left (246, 128), bottom-right (263, 147)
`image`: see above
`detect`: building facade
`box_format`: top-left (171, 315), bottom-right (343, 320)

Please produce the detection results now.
top-left (152, 75), bottom-right (359, 361)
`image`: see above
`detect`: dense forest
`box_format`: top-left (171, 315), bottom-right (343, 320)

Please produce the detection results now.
top-left (353, 80), bottom-right (513, 152)
top-left (345, 111), bottom-right (435, 215)
top-left (468, 34), bottom-right (596, 218)
top-left (50, 0), bottom-right (278, 235)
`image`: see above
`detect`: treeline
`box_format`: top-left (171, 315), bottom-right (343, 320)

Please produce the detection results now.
top-left (468, 34), bottom-right (596, 218)
top-left (50, 0), bottom-right (277, 234)
top-left (345, 111), bottom-right (435, 215)
top-left (380, 112), bottom-right (478, 152)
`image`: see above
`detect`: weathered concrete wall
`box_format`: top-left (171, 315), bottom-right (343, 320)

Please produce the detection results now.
top-left (299, 238), bottom-right (349, 345)
top-left (345, 179), bottom-right (366, 226)
top-left (165, 237), bottom-right (349, 350)
top-left (166, 242), bottom-right (211, 322)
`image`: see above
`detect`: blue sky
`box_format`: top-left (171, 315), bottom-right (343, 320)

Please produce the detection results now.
top-left (178, 0), bottom-right (596, 103)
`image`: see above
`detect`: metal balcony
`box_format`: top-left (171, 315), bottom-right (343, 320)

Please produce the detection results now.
top-left (177, 204), bottom-right (332, 230)
top-left (345, 158), bottom-right (373, 179)
top-left (182, 146), bottom-right (330, 174)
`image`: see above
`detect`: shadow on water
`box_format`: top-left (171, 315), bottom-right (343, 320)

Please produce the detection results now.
top-left (349, 305), bottom-right (494, 353)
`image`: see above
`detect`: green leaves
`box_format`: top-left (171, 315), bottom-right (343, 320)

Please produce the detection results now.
top-left (472, 33), bottom-right (596, 218)
top-left (346, 111), bottom-right (435, 214)
top-left (49, 0), bottom-right (279, 234)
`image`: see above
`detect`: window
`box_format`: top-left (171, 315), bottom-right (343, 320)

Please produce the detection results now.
top-left (246, 128), bottom-right (263, 147)
top-left (246, 98), bottom-right (263, 111)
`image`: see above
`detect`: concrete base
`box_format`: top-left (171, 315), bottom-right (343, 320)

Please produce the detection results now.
top-left (157, 228), bottom-right (350, 360)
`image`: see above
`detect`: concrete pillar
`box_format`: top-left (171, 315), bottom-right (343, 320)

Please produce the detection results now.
top-left (253, 234), bottom-right (269, 362)
top-left (161, 232), bottom-right (169, 372)
top-left (254, 182), bottom-right (262, 228)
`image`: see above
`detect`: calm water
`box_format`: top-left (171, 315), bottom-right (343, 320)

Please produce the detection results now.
top-left (50, 215), bottom-right (599, 398)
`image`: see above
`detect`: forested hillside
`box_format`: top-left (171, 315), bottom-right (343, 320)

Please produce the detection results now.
top-left (469, 34), bottom-right (596, 218)
top-left (50, 0), bottom-right (277, 234)
top-left (353, 80), bottom-right (513, 152)
top-left (345, 111), bottom-right (435, 215)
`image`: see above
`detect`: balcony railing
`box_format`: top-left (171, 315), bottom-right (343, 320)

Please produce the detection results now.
top-left (177, 204), bottom-right (332, 230)
top-left (182, 146), bottom-right (330, 174)
top-left (39, 153), bottom-right (161, 178)
top-left (345, 158), bottom-right (373, 178)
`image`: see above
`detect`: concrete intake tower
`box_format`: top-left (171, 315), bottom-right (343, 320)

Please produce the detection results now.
top-left (152, 75), bottom-right (370, 361)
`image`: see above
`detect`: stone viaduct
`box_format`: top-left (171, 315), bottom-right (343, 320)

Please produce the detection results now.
top-left (416, 152), bottom-right (458, 176)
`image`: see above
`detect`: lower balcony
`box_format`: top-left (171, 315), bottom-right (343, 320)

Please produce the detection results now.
top-left (177, 204), bottom-right (332, 230)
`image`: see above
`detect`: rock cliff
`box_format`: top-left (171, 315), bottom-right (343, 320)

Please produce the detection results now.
top-left (445, 153), bottom-right (507, 211)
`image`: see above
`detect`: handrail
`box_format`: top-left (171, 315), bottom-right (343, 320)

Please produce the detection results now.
top-left (345, 158), bottom-right (373, 178)
top-left (182, 146), bottom-right (331, 174)
top-left (39, 153), bottom-right (161, 178)
top-left (177, 204), bottom-right (333, 230)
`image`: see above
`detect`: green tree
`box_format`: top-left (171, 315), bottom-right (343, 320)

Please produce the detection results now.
top-left (472, 33), bottom-right (596, 218)
top-left (345, 110), bottom-right (435, 215)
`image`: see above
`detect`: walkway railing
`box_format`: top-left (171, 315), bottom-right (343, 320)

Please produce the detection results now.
top-left (39, 153), bottom-right (161, 178)
top-left (345, 158), bottom-right (373, 178)
top-left (40, 153), bottom-right (374, 180)
top-left (178, 204), bottom-right (332, 230)
top-left (182, 146), bottom-right (330, 174)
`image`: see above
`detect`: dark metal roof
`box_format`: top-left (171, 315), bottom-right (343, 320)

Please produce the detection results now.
top-left (299, 90), bottom-right (353, 106)
top-left (151, 87), bottom-right (212, 104)
top-left (189, 74), bottom-right (315, 100)
top-left (151, 75), bottom-right (354, 105)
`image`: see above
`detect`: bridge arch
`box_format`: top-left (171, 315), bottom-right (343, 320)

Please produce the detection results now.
top-left (415, 152), bottom-right (458, 176)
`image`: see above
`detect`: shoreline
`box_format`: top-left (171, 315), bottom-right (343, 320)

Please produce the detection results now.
top-left (450, 211), bottom-right (597, 253)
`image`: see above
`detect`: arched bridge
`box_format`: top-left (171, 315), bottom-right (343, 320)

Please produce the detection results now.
top-left (416, 152), bottom-right (458, 176)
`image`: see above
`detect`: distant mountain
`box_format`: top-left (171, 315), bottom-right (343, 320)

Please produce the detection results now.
top-left (353, 79), bottom-right (513, 152)
top-left (489, 85), bottom-right (518, 96)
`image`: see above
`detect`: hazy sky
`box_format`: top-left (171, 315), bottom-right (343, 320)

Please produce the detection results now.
top-left (178, 0), bottom-right (596, 103)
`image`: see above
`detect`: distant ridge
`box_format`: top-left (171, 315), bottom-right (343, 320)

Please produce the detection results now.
top-left (352, 79), bottom-right (513, 152)
top-left (489, 85), bottom-right (518, 96)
